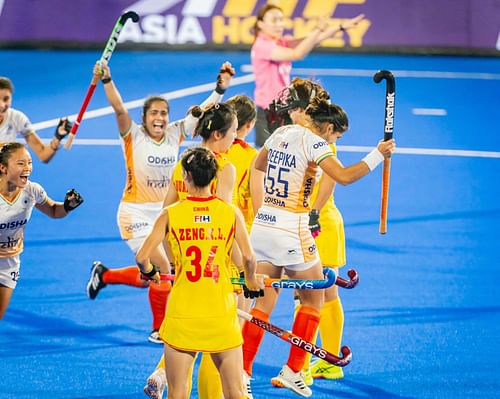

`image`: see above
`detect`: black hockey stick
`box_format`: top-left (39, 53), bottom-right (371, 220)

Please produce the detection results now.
top-left (373, 70), bottom-right (395, 234)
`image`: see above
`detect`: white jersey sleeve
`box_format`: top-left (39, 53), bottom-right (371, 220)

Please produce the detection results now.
top-left (27, 181), bottom-right (48, 205)
top-left (0, 109), bottom-right (34, 141)
top-left (170, 90), bottom-right (223, 139)
top-left (303, 130), bottom-right (334, 165)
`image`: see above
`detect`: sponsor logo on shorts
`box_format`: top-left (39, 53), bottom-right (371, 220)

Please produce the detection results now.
top-left (255, 212), bottom-right (277, 224)
top-left (287, 249), bottom-right (297, 255)
top-left (308, 244), bottom-right (317, 253)
top-left (125, 222), bottom-right (149, 233)
top-left (194, 215), bottom-right (210, 223)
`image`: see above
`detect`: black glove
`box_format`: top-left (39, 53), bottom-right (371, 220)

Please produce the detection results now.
top-left (54, 118), bottom-right (73, 141)
top-left (215, 64), bottom-right (235, 94)
top-left (240, 272), bottom-right (264, 299)
top-left (140, 263), bottom-right (160, 281)
top-left (308, 209), bottom-right (320, 238)
top-left (63, 189), bottom-right (84, 213)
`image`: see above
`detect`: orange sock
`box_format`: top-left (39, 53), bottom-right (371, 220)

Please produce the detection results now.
top-left (148, 282), bottom-right (171, 331)
top-left (242, 308), bottom-right (269, 376)
top-left (102, 266), bottom-right (148, 287)
top-left (287, 305), bottom-right (320, 372)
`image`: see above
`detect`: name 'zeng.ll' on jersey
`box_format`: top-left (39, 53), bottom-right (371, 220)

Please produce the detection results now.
top-left (263, 125), bottom-right (334, 213)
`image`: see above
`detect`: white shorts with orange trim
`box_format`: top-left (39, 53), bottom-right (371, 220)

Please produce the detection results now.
top-left (117, 201), bottom-right (163, 241)
top-left (0, 255), bottom-right (21, 289)
top-left (250, 206), bottom-right (319, 271)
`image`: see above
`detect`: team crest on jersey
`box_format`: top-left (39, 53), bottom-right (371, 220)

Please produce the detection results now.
top-left (194, 215), bottom-right (211, 223)
top-left (279, 141), bottom-right (288, 149)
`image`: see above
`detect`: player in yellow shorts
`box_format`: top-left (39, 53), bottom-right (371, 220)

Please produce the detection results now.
top-left (136, 147), bottom-right (264, 399)
top-left (145, 102), bottom-right (239, 399)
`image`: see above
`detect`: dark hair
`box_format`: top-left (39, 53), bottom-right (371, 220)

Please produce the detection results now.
top-left (225, 95), bottom-right (256, 129)
top-left (191, 103), bottom-right (236, 140)
top-left (181, 147), bottom-right (218, 188)
top-left (142, 96), bottom-right (169, 126)
top-left (0, 77), bottom-right (14, 92)
top-left (253, 4), bottom-right (283, 38)
top-left (290, 77), bottom-right (330, 110)
top-left (305, 98), bottom-right (349, 133)
top-left (0, 142), bottom-right (26, 174)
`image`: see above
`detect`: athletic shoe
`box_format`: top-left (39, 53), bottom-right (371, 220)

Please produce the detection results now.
top-left (271, 365), bottom-right (312, 397)
top-left (148, 330), bottom-right (163, 344)
top-left (143, 367), bottom-right (167, 399)
top-left (271, 366), bottom-right (313, 388)
top-left (86, 261), bottom-right (108, 299)
top-left (242, 370), bottom-right (254, 399)
top-left (310, 359), bottom-right (344, 380)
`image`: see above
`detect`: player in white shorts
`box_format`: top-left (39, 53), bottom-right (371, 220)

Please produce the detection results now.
top-left (85, 60), bottom-right (235, 343)
top-left (0, 142), bottom-right (83, 319)
top-left (242, 97), bottom-right (396, 398)
top-left (0, 77), bottom-right (73, 162)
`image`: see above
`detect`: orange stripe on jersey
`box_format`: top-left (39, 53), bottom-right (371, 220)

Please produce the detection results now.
top-left (0, 190), bottom-right (22, 205)
top-left (122, 132), bottom-right (137, 202)
top-left (295, 161), bottom-right (318, 212)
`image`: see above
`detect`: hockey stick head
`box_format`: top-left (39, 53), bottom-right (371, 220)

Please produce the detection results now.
top-left (120, 11), bottom-right (140, 24)
top-left (373, 70), bottom-right (395, 93)
top-left (335, 268), bottom-right (359, 289)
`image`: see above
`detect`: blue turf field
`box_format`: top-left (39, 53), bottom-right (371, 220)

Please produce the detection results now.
top-left (1, 49), bottom-right (499, 398)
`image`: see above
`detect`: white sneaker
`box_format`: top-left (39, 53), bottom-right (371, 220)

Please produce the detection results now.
top-left (272, 365), bottom-right (312, 397)
top-left (242, 370), bottom-right (254, 399)
top-left (148, 330), bottom-right (163, 344)
top-left (143, 368), bottom-right (167, 399)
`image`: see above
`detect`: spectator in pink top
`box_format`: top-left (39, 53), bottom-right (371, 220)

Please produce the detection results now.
top-left (251, 3), bottom-right (364, 147)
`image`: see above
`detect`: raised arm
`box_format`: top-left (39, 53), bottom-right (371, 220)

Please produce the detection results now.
top-left (181, 62), bottom-right (235, 136)
top-left (275, 14), bottom-right (364, 61)
top-left (93, 62), bottom-right (131, 135)
top-left (23, 118), bottom-right (72, 163)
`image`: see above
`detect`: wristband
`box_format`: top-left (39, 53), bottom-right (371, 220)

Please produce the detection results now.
top-left (215, 86), bottom-right (225, 95)
top-left (142, 263), bottom-right (160, 279)
top-left (101, 77), bottom-right (112, 84)
top-left (362, 147), bottom-right (384, 171)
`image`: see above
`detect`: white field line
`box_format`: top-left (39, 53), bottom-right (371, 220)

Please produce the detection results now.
top-left (31, 69), bottom-right (500, 159)
top-left (412, 108), bottom-right (447, 116)
top-left (31, 74), bottom-right (256, 130)
top-left (38, 138), bottom-right (500, 158)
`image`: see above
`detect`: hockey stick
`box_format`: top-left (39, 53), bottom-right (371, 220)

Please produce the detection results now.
top-left (335, 268), bottom-right (359, 289)
top-left (237, 309), bottom-right (352, 367)
top-left (373, 70), bottom-right (396, 234)
top-left (156, 267), bottom-right (358, 289)
top-left (64, 11), bottom-right (139, 150)
top-left (156, 267), bottom-right (348, 290)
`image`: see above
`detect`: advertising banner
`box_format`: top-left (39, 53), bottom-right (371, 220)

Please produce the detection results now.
top-left (0, 0), bottom-right (499, 51)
